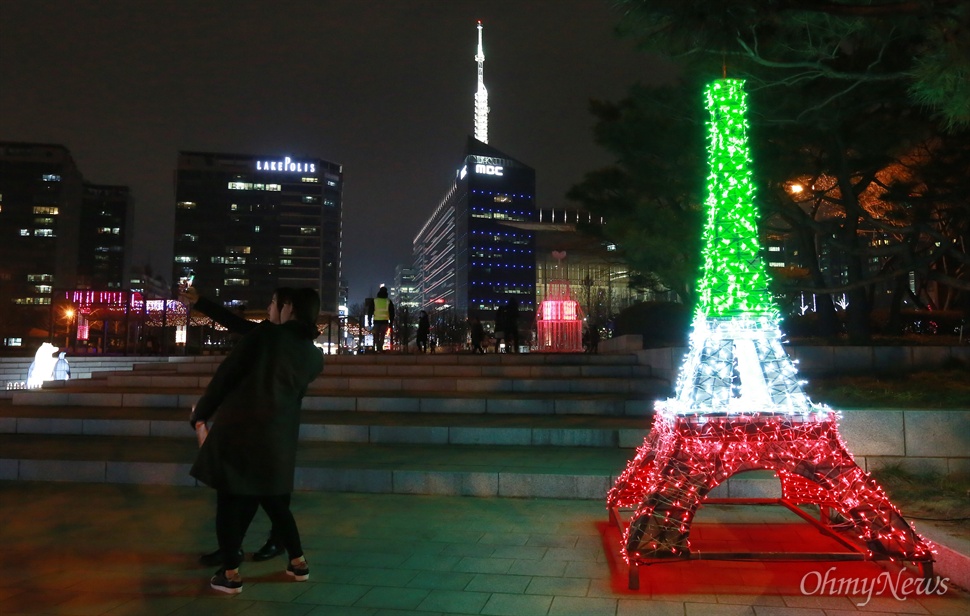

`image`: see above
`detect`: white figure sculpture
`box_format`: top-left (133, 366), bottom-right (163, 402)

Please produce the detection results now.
top-left (26, 342), bottom-right (59, 388)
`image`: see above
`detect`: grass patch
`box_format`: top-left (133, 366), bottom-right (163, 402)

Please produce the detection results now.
top-left (869, 465), bottom-right (970, 536)
top-left (804, 366), bottom-right (970, 409)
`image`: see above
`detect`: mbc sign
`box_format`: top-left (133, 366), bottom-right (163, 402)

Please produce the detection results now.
top-left (475, 163), bottom-right (504, 176)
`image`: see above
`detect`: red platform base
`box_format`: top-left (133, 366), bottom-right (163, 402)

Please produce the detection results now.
top-left (607, 413), bottom-right (934, 590)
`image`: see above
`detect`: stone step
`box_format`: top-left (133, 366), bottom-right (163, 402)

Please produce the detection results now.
top-left (54, 373), bottom-right (663, 395)
top-left (0, 433), bottom-right (635, 499)
top-left (0, 404), bottom-right (652, 448)
top-left (10, 389), bottom-right (654, 415)
top-left (0, 432), bottom-right (781, 500)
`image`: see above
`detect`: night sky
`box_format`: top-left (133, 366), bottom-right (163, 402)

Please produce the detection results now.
top-left (1, 1), bottom-right (671, 305)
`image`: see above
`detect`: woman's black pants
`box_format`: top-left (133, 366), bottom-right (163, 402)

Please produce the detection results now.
top-left (215, 491), bottom-right (302, 570)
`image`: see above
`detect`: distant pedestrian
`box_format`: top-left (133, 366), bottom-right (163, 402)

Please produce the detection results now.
top-left (416, 310), bottom-right (430, 353)
top-left (505, 298), bottom-right (520, 353)
top-left (368, 287), bottom-right (395, 352)
top-left (493, 305), bottom-right (506, 353)
top-left (469, 317), bottom-right (485, 354)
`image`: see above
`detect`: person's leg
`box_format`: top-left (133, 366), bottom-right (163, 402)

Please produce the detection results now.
top-left (253, 496), bottom-right (288, 560)
top-left (258, 494), bottom-right (303, 559)
top-left (259, 493), bottom-right (309, 581)
top-left (216, 491), bottom-right (259, 571)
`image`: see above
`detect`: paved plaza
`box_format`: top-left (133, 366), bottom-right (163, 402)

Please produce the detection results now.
top-left (1, 481), bottom-right (967, 616)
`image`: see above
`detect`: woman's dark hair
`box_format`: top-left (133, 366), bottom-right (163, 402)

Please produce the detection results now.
top-left (376, 286), bottom-right (388, 299)
top-left (289, 288), bottom-right (321, 328)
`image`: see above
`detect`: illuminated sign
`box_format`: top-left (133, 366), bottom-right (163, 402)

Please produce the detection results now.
top-left (256, 156), bottom-right (316, 173)
top-left (475, 164), bottom-right (503, 176)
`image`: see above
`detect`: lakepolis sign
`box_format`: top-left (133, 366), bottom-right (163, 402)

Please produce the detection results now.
top-left (255, 156), bottom-right (316, 173)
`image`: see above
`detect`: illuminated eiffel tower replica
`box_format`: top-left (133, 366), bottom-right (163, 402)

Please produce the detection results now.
top-left (607, 79), bottom-right (933, 589)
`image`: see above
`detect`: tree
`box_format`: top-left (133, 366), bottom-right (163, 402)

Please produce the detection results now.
top-left (571, 0), bottom-right (970, 342)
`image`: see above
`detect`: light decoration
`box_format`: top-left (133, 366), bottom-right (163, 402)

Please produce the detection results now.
top-left (607, 79), bottom-right (932, 588)
top-left (536, 253), bottom-right (583, 352)
top-left (474, 20), bottom-right (489, 143)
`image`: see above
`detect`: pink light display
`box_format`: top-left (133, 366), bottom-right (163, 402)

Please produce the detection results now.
top-left (536, 279), bottom-right (583, 352)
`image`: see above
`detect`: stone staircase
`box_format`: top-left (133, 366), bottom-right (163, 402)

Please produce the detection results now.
top-left (0, 353), bottom-right (673, 499)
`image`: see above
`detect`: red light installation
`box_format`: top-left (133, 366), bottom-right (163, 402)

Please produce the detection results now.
top-left (607, 79), bottom-right (933, 589)
top-left (536, 279), bottom-right (583, 352)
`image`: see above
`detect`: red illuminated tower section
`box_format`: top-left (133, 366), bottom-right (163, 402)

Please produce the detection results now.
top-left (607, 80), bottom-right (932, 588)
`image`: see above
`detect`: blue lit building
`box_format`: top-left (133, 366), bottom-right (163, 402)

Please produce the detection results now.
top-left (413, 137), bottom-right (536, 323)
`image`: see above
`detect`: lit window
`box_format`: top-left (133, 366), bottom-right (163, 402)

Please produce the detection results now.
top-left (228, 182), bottom-right (253, 190)
top-left (302, 196), bottom-right (319, 204)
top-left (224, 278), bottom-right (250, 286)
top-left (175, 255), bottom-right (196, 263)
top-left (32, 206), bottom-right (59, 215)
top-left (254, 225), bottom-right (260, 232)
top-left (302, 177), bottom-right (319, 183)
top-left (177, 201), bottom-right (198, 209)
top-left (34, 229), bottom-right (54, 237)
top-left (42, 174), bottom-right (61, 182)
top-left (494, 195), bottom-right (511, 203)
top-left (4, 337), bottom-right (23, 347)
top-left (300, 227), bottom-right (318, 235)
top-left (282, 247), bottom-right (293, 255)
top-left (226, 246), bottom-right (251, 254)
top-left (280, 258), bottom-right (292, 266)
top-left (230, 204), bottom-right (238, 211)
top-left (326, 179), bottom-right (338, 187)
top-left (20, 229), bottom-right (29, 236)
top-left (768, 246), bottom-right (782, 252)
top-left (265, 184), bottom-right (282, 192)
top-left (768, 261), bottom-right (786, 268)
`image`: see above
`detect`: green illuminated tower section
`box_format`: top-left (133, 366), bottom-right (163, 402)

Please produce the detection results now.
top-left (697, 80), bottom-right (775, 318)
top-left (665, 79), bottom-right (820, 417)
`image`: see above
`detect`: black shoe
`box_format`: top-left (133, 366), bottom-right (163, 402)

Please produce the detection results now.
top-left (199, 548), bottom-right (243, 567)
top-left (252, 538), bottom-right (285, 562)
top-left (210, 568), bottom-right (243, 594)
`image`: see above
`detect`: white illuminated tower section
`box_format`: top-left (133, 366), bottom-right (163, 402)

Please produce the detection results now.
top-left (474, 20), bottom-right (489, 143)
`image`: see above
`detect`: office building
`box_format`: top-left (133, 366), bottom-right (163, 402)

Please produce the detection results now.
top-left (0, 142), bottom-right (86, 345)
top-left (173, 151), bottom-right (343, 315)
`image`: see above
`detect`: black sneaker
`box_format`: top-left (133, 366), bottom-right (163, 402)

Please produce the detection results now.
top-left (199, 548), bottom-right (244, 567)
top-left (286, 558), bottom-right (309, 582)
top-left (210, 568), bottom-right (243, 594)
top-left (252, 538), bottom-right (285, 561)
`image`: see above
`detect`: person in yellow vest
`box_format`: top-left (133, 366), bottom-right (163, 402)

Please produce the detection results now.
top-left (369, 286), bottom-right (395, 352)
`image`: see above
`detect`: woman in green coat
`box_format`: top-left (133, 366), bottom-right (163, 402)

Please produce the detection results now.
top-left (190, 288), bottom-right (323, 594)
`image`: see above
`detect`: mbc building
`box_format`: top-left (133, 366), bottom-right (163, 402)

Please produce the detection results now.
top-left (413, 137), bottom-right (536, 323)
top-left (173, 151), bottom-right (343, 315)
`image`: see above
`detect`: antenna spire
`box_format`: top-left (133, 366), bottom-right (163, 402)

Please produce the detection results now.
top-left (474, 20), bottom-right (489, 143)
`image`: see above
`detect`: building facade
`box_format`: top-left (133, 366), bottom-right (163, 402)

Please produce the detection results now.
top-left (173, 151), bottom-right (343, 315)
top-left (413, 138), bottom-right (536, 323)
top-left (0, 142), bottom-right (87, 345)
top-left (78, 184), bottom-right (133, 290)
